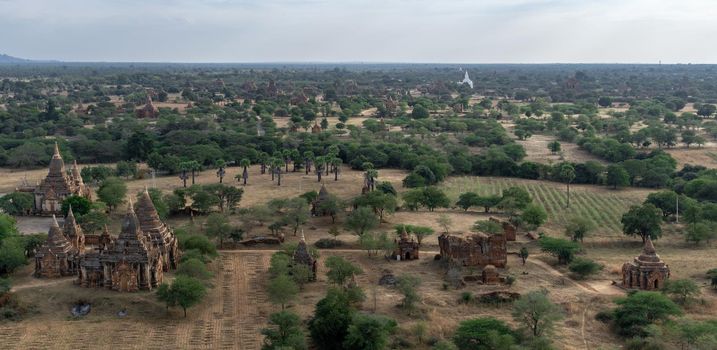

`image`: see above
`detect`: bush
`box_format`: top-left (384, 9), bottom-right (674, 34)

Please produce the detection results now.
top-left (314, 238), bottom-right (343, 249)
top-left (453, 317), bottom-right (516, 350)
top-left (180, 235), bottom-right (217, 257)
top-left (568, 258), bottom-right (603, 279)
top-left (460, 292), bottom-right (474, 304)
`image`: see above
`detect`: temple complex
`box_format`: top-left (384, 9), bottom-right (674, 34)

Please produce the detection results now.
top-left (292, 232), bottom-right (317, 281)
top-left (391, 226), bottom-right (419, 261)
top-left (19, 143), bottom-right (90, 216)
top-left (438, 231), bottom-right (507, 268)
top-left (78, 201), bottom-right (164, 292)
top-left (136, 94), bottom-right (159, 118)
top-left (34, 215), bottom-right (78, 278)
top-left (621, 237), bottom-right (670, 290)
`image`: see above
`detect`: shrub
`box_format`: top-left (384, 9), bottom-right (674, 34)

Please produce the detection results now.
top-left (314, 238), bottom-right (343, 249)
top-left (568, 258), bottom-right (603, 279)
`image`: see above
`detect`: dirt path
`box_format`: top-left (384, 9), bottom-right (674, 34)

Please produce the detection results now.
top-left (11, 276), bottom-right (74, 292)
top-left (528, 258), bottom-right (595, 293)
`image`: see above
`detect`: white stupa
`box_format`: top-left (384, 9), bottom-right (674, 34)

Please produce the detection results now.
top-left (457, 70), bottom-right (474, 89)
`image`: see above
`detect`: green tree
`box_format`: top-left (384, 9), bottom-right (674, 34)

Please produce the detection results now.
top-left (237, 158), bottom-right (251, 186)
top-left (325, 256), bottom-right (363, 286)
top-left (353, 191), bottom-right (397, 221)
top-left (548, 140), bottom-right (561, 154)
top-left (282, 197), bottom-right (310, 236)
top-left (521, 204), bottom-right (547, 229)
top-left (456, 192), bottom-right (480, 211)
top-left (205, 213), bottom-right (232, 247)
top-left (0, 192), bottom-right (34, 216)
top-left (268, 274), bottom-right (299, 310)
top-left (663, 279), bottom-right (701, 305)
top-left (511, 290), bottom-right (563, 338)
top-left (476, 195), bottom-right (502, 213)
top-left (420, 187), bottom-right (450, 212)
top-left (156, 276), bottom-right (207, 317)
top-left (343, 314), bottom-right (396, 350)
top-left (500, 187), bottom-right (532, 210)
top-left (402, 189), bottom-right (424, 211)
top-left (519, 247), bottom-right (529, 265)
top-left (613, 291), bottom-right (682, 337)
top-left (564, 216), bottom-right (594, 242)
top-left (61, 196), bottom-right (91, 217)
top-left (308, 289), bottom-right (354, 350)
top-left (176, 258), bottom-right (213, 280)
top-left (557, 163), bottom-right (576, 208)
top-left (539, 237), bottom-right (580, 264)
top-left (396, 274), bottom-right (421, 312)
top-left (568, 258), bottom-right (603, 279)
top-left (621, 203), bottom-right (663, 243)
top-left (97, 177), bottom-right (127, 211)
top-left (437, 214), bottom-right (453, 234)
top-left (261, 311), bottom-right (307, 350)
top-left (453, 317), bottom-right (516, 350)
top-left (344, 207), bottom-right (379, 236)
top-left (606, 164), bottom-right (630, 189)
top-left (0, 236), bottom-right (27, 275)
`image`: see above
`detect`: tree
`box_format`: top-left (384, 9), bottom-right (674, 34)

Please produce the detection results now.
top-left (402, 189), bottom-right (424, 211)
top-left (272, 158), bottom-right (285, 186)
top-left (613, 291), bottom-right (682, 337)
top-left (606, 164), bottom-right (630, 189)
top-left (476, 195), bottom-right (502, 213)
top-left (0, 192), bottom-right (34, 216)
top-left (473, 220), bottom-right (503, 235)
top-left (77, 210), bottom-right (109, 234)
top-left (156, 276), bottom-right (207, 317)
top-left (282, 197), bottom-right (310, 236)
top-left (343, 314), bottom-right (396, 350)
top-left (205, 213), bottom-right (232, 248)
top-left (0, 237), bottom-right (27, 275)
top-left (548, 140), bottom-right (561, 154)
top-left (261, 311), bottom-right (307, 350)
top-left (453, 317), bottom-right (516, 350)
top-left (344, 207), bottom-right (379, 236)
top-left (456, 192), bottom-right (480, 211)
top-left (437, 214), bottom-right (453, 234)
top-left (325, 256), bottom-right (363, 286)
top-left (686, 221), bottom-right (717, 245)
top-left (396, 274), bottom-right (421, 312)
top-left (621, 203), bottom-right (663, 243)
top-left (318, 194), bottom-right (343, 224)
top-left (511, 290), bottom-right (563, 338)
top-left (215, 159), bottom-right (227, 183)
top-left (519, 247), bottom-right (529, 265)
top-left (564, 216), bottom-right (594, 242)
top-left (176, 258), bottom-right (213, 280)
top-left (557, 163), bottom-right (576, 208)
top-left (0, 213), bottom-right (18, 241)
top-left (268, 274), bottom-right (299, 310)
top-left (598, 96), bottom-right (612, 107)
top-left (521, 204), bottom-right (547, 229)
top-left (663, 279), bottom-right (700, 305)
top-left (204, 184), bottom-right (244, 213)
top-left (539, 237), bottom-right (580, 264)
top-left (411, 104), bottom-right (430, 119)
top-left (421, 187), bottom-right (450, 212)
top-left (309, 289), bottom-right (354, 350)
top-left (500, 187), bottom-right (532, 210)
top-left (568, 258), bottom-right (603, 279)
top-left (97, 177), bottom-right (127, 211)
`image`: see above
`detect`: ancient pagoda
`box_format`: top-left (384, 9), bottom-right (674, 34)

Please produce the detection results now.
top-left (23, 143), bottom-right (90, 216)
top-left (136, 187), bottom-right (180, 270)
top-left (292, 231), bottom-right (317, 281)
top-left (35, 215), bottom-right (78, 278)
top-left (621, 237), bottom-right (670, 290)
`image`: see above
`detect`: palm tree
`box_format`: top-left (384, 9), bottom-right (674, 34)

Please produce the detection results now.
top-left (315, 156), bottom-right (325, 182)
top-left (282, 149), bottom-right (292, 173)
top-left (272, 158), bottom-right (285, 186)
top-left (237, 158), bottom-right (250, 186)
top-left (259, 152), bottom-right (269, 174)
top-left (304, 151), bottom-right (314, 175)
top-left (215, 159), bottom-right (226, 183)
top-left (559, 163), bottom-right (576, 208)
top-left (331, 157), bottom-right (342, 181)
top-left (363, 162), bottom-right (377, 191)
top-left (290, 149), bottom-right (301, 172)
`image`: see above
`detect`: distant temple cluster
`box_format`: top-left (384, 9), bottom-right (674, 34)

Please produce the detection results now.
top-left (621, 238), bottom-right (670, 290)
top-left (34, 189), bottom-right (179, 293)
top-left (18, 143), bottom-right (90, 216)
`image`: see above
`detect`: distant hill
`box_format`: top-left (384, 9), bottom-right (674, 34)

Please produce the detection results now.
top-left (0, 54), bottom-right (31, 63)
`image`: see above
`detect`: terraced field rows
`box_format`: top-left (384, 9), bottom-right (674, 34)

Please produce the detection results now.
top-left (442, 177), bottom-right (649, 237)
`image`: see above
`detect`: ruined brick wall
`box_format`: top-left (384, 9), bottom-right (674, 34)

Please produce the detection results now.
top-left (438, 233), bottom-right (507, 268)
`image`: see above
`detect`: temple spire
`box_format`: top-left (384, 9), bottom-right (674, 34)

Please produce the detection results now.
top-left (643, 236), bottom-right (656, 255)
top-left (53, 142), bottom-right (61, 158)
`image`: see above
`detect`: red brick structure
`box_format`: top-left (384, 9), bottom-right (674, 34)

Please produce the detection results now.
top-left (292, 232), bottom-right (317, 281)
top-left (481, 265), bottom-right (500, 284)
top-left (311, 122), bottom-right (322, 134)
top-left (621, 237), bottom-right (670, 290)
top-left (392, 226), bottom-right (419, 261)
top-left (489, 217), bottom-right (516, 241)
top-left (135, 94), bottom-right (159, 118)
top-left (438, 232), bottom-right (507, 268)
top-left (35, 215), bottom-right (78, 278)
top-left (19, 143), bottom-right (91, 216)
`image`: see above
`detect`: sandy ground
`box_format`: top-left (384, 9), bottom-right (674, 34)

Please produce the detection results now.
top-left (515, 134), bottom-right (607, 165)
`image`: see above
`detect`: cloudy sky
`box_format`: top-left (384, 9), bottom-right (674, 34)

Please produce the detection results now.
top-left (1, 0), bottom-right (715, 63)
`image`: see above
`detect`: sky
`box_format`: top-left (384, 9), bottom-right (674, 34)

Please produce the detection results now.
top-left (1, 0), bottom-right (716, 63)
